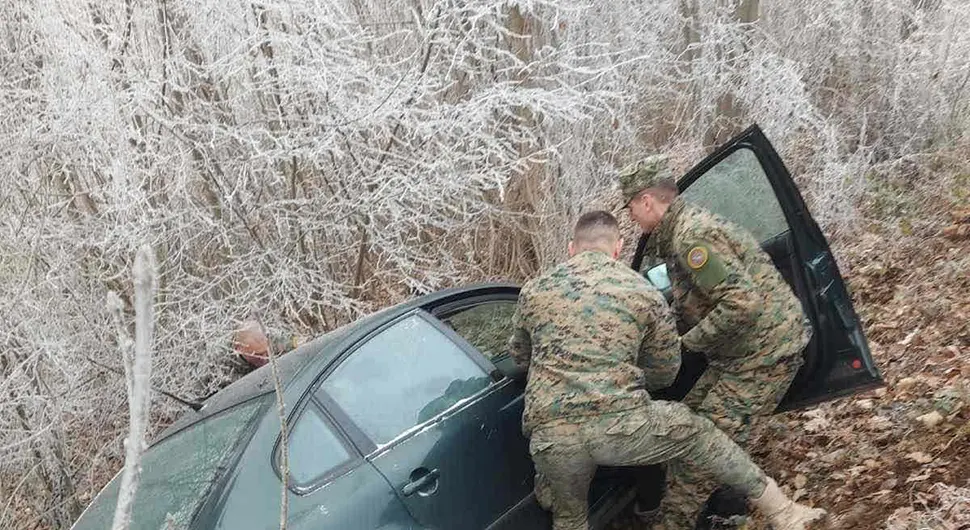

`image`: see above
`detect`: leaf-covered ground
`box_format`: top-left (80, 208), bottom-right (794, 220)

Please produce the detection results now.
top-left (754, 205), bottom-right (970, 529)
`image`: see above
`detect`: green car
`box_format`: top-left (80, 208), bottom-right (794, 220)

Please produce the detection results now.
top-left (71, 126), bottom-right (881, 530)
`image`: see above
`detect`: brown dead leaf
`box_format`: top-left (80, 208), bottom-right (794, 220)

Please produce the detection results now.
top-left (898, 330), bottom-right (921, 347)
top-left (897, 377), bottom-right (918, 390)
top-left (905, 451), bottom-right (934, 464)
top-left (942, 223), bottom-right (970, 241)
top-left (868, 415), bottom-right (894, 430)
top-left (917, 410), bottom-right (945, 428)
top-left (905, 471), bottom-right (932, 483)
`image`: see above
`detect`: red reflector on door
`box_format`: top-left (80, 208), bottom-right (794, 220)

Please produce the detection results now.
top-left (851, 359), bottom-right (863, 370)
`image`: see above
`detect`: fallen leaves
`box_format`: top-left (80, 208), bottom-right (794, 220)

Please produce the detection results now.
top-left (941, 208), bottom-right (970, 241)
top-left (898, 328), bottom-right (921, 347)
top-left (802, 409), bottom-right (831, 433)
top-left (868, 415), bottom-right (894, 430)
top-left (896, 377), bottom-right (918, 391)
top-left (916, 410), bottom-right (945, 428)
top-left (904, 451), bottom-right (934, 464)
top-left (748, 203), bottom-right (970, 530)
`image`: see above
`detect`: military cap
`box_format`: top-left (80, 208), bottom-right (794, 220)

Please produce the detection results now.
top-left (617, 154), bottom-right (674, 206)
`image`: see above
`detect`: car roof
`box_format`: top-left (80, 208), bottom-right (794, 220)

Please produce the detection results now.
top-left (153, 282), bottom-right (518, 444)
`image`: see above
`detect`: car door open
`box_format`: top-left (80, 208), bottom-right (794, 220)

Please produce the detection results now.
top-left (633, 124), bottom-right (883, 411)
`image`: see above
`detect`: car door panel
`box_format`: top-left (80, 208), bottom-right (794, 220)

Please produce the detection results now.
top-left (314, 309), bottom-right (542, 529)
top-left (286, 464), bottom-right (422, 530)
top-left (732, 127), bottom-right (883, 409)
top-left (206, 400), bottom-right (419, 530)
top-left (211, 458), bottom-right (419, 530)
top-left (633, 124), bottom-right (882, 411)
top-left (368, 380), bottom-right (536, 529)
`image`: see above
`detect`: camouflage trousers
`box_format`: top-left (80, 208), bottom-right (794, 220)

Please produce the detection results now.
top-left (529, 401), bottom-right (767, 530)
top-left (658, 355), bottom-right (803, 530)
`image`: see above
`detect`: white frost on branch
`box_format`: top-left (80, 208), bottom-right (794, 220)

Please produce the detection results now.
top-left (110, 245), bottom-right (157, 530)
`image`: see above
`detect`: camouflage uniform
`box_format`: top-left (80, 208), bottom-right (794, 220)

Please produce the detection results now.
top-left (508, 250), bottom-right (768, 530)
top-left (619, 158), bottom-right (812, 529)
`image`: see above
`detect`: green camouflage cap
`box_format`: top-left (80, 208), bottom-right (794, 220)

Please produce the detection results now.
top-left (617, 154), bottom-right (673, 206)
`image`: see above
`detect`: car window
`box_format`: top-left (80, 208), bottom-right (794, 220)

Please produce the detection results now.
top-left (281, 404), bottom-right (353, 486)
top-left (681, 147), bottom-right (789, 242)
top-left (440, 301), bottom-right (516, 362)
top-left (318, 313), bottom-right (491, 445)
top-left (71, 396), bottom-right (269, 530)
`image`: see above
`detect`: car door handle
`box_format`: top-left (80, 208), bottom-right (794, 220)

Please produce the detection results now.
top-left (401, 468), bottom-right (440, 497)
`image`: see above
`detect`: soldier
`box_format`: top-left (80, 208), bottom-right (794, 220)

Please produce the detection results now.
top-left (617, 155), bottom-right (813, 529)
top-left (509, 210), bottom-right (824, 530)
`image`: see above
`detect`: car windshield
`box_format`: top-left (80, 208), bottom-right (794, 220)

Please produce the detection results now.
top-left (71, 395), bottom-right (269, 530)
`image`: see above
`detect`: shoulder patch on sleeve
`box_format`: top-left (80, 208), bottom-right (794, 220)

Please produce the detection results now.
top-left (680, 242), bottom-right (728, 289)
top-left (686, 246), bottom-right (709, 269)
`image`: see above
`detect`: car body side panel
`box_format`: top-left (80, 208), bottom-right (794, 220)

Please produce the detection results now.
top-left (204, 402), bottom-right (418, 530)
top-left (368, 379), bottom-right (540, 529)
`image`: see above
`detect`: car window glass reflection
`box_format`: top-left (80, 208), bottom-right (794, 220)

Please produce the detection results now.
top-left (441, 302), bottom-right (516, 362)
top-left (319, 314), bottom-right (490, 445)
top-left (285, 406), bottom-right (352, 485)
top-left (645, 264), bottom-right (671, 291)
top-left (682, 147), bottom-right (789, 243)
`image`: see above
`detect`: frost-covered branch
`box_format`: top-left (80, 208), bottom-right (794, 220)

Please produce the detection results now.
top-left (109, 245), bottom-right (157, 530)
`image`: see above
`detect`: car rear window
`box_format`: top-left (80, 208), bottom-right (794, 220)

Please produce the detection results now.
top-left (71, 395), bottom-right (269, 530)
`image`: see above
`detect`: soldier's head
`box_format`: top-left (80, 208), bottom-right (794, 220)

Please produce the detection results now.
top-left (568, 210), bottom-right (623, 259)
top-left (617, 154), bottom-right (679, 233)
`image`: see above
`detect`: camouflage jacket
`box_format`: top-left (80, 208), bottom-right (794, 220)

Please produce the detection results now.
top-left (645, 198), bottom-right (811, 373)
top-left (508, 251), bottom-right (681, 435)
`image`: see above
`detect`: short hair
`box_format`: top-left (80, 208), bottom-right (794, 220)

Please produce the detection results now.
top-left (572, 210), bottom-right (620, 247)
top-left (639, 177), bottom-right (679, 203)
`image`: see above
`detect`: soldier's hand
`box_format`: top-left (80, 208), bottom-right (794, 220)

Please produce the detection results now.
top-left (233, 319), bottom-right (270, 367)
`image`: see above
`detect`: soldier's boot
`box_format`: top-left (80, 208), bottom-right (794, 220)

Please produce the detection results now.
top-left (750, 478), bottom-right (826, 530)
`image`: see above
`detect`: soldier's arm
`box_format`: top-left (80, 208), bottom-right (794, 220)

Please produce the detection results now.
top-left (507, 298), bottom-right (533, 368)
top-left (678, 239), bottom-right (764, 355)
top-left (636, 292), bottom-right (681, 391)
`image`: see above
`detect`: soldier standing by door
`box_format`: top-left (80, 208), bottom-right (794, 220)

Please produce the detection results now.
top-left (617, 155), bottom-right (813, 529)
